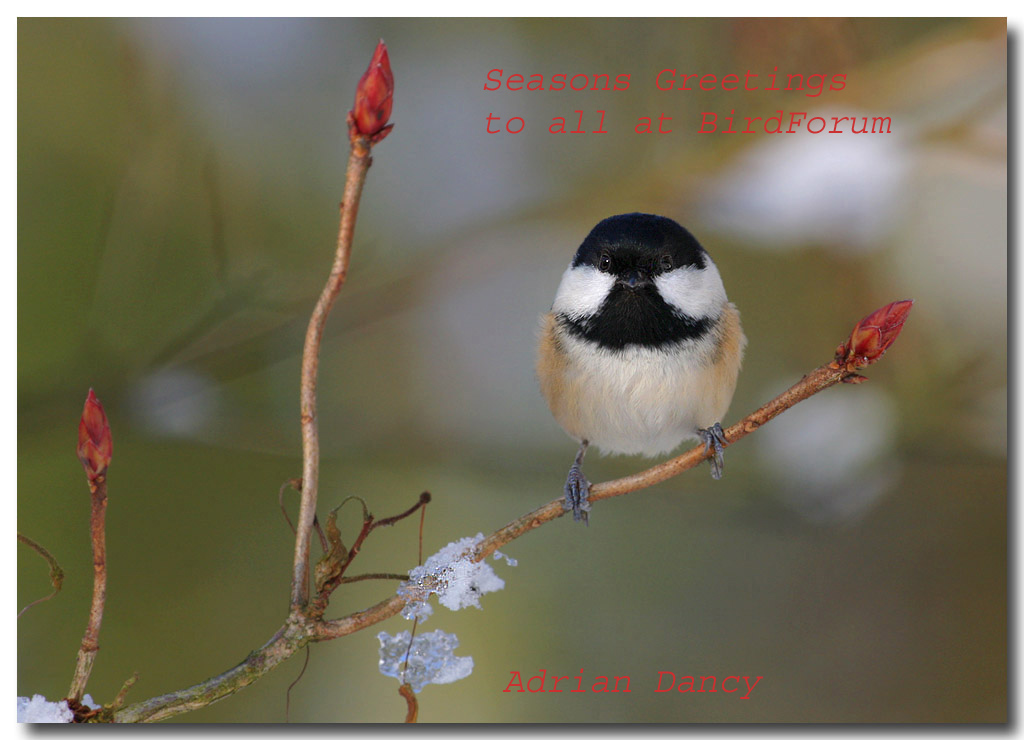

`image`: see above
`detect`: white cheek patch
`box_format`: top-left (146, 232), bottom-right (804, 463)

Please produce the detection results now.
top-left (654, 260), bottom-right (727, 319)
top-left (552, 264), bottom-right (615, 319)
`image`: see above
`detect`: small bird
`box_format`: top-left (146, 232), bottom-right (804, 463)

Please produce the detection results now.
top-left (537, 213), bottom-right (746, 523)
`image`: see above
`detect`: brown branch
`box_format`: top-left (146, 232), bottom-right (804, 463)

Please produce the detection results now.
top-left (292, 134), bottom-right (374, 610)
top-left (371, 492), bottom-right (432, 531)
top-left (471, 363), bottom-right (849, 561)
top-left (314, 593), bottom-right (409, 640)
top-left (108, 44), bottom-right (402, 723)
top-left (110, 672), bottom-right (138, 711)
top-left (337, 573), bottom-right (409, 585)
top-left (293, 40), bottom-right (395, 609)
top-left (479, 364), bottom-right (853, 557)
top-left (313, 353), bottom-right (885, 640)
top-left (68, 477), bottom-right (108, 703)
top-left (399, 683), bottom-right (419, 723)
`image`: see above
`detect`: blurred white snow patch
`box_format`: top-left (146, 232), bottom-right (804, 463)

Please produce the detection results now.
top-left (698, 111), bottom-right (911, 251)
top-left (755, 384), bottom-right (898, 522)
top-left (127, 368), bottom-right (221, 438)
top-left (399, 534), bottom-right (505, 614)
top-left (17, 693), bottom-right (96, 723)
top-left (377, 630), bottom-right (474, 693)
top-left (17, 695), bottom-right (72, 723)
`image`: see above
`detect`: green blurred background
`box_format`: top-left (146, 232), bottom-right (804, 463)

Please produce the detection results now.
top-left (18, 18), bottom-right (1006, 722)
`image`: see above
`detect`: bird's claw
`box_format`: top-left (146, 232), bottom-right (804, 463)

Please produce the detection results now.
top-left (698, 422), bottom-right (728, 480)
top-left (563, 463), bottom-right (591, 525)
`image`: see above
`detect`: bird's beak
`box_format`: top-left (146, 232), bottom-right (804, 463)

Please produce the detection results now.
top-left (620, 271), bottom-right (649, 289)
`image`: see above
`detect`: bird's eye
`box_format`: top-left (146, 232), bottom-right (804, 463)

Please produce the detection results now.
top-left (660, 254), bottom-right (674, 271)
top-left (598, 253), bottom-right (611, 272)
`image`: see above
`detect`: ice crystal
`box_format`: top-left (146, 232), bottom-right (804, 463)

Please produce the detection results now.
top-left (377, 629), bottom-right (473, 693)
top-left (493, 550), bottom-right (517, 566)
top-left (400, 598), bottom-right (434, 622)
top-left (399, 533), bottom-right (505, 613)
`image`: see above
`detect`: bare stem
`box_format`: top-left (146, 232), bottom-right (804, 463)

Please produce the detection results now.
top-left (17, 532), bottom-right (64, 618)
top-left (371, 491), bottom-right (432, 531)
top-left (68, 478), bottom-right (109, 702)
top-left (110, 673), bottom-right (139, 711)
top-left (337, 573), bottom-right (409, 584)
top-left (292, 135), bottom-right (373, 610)
top-left (399, 683), bottom-right (419, 723)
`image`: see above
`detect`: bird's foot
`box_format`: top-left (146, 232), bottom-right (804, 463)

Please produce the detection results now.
top-left (698, 422), bottom-right (728, 480)
top-left (563, 443), bottom-right (592, 525)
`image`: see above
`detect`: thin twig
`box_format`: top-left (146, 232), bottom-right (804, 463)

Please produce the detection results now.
top-left (318, 493), bottom-right (429, 600)
top-left (399, 683), bottom-right (418, 723)
top-left (280, 479), bottom-right (328, 554)
top-left (110, 672), bottom-right (139, 711)
top-left (418, 500), bottom-right (426, 565)
top-left (309, 491), bottom-right (428, 619)
top-left (68, 478), bottom-right (109, 702)
top-left (337, 573), bottom-right (409, 585)
top-left (400, 502), bottom-right (429, 691)
top-left (472, 362), bottom-right (851, 561)
top-left (17, 532), bottom-right (64, 618)
top-left (285, 646), bottom-right (311, 723)
top-left (292, 134), bottom-right (374, 610)
top-left (371, 491), bottom-right (431, 531)
top-left (86, 671), bottom-right (139, 721)
top-left (279, 478), bottom-right (300, 534)
top-left (401, 616), bottom-right (420, 686)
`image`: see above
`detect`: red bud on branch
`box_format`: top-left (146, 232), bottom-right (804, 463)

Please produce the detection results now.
top-left (350, 40), bottom-right (394, 142)
top-left (836, 300), bottom-right (914, 371)
top-left (77, 389), bottom-right (112, 484)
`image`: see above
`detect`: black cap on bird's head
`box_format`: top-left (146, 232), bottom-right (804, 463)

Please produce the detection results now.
top-left (572, 213), bottom-right (708, 285)
top-left (555, 213), bottom-right (720, 350)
